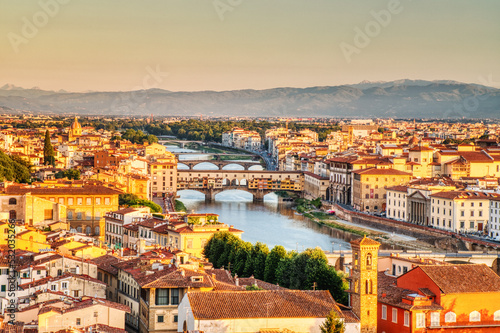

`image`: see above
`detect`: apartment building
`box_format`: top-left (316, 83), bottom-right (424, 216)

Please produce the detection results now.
top-left (429, 191), bottom-right (500, 233)
top-left (352, 168), bottom-right (412, 213)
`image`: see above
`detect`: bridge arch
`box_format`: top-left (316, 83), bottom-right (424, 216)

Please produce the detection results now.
top-left (222, 163), bottom-right (245, 170)
top-left (248, 165), bottom-right (264, 171)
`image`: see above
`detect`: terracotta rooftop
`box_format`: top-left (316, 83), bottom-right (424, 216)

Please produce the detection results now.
top-left (91, 254), bottom-right (122, 276)
top-left (351, 167), bottom-right (412, 176)
top-left (4, 185), bottom-right (123, 195)
top-left (350, 236), bottom-right (381, 247)
top-left (417, 264), bottom-right (500, 294)
top-left (186, 290), bottom-right (344, 320)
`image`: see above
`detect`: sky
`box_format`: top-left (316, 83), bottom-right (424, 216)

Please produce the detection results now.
top-left (1, 0), bottom-right (499, 92)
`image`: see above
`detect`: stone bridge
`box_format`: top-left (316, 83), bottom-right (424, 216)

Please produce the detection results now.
top-left (177, 160), bottom-right (263, 170)
top-left (177, 170), bottom-right (303, 202)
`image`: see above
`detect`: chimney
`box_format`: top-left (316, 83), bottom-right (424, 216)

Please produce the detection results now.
top-left (180, 269), bottom-right (185, 277)
top-left (235, 278), bottom-right (239, 286)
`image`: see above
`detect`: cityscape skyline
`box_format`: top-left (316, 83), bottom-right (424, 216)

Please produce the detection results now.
top-left (1, 0), bottom-right (500, 92)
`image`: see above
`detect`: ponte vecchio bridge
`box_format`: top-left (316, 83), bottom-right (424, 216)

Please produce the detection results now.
top-left (177, 160), bottom-right (263, 170)
top-left (177, 170), bottom-right (303, 202)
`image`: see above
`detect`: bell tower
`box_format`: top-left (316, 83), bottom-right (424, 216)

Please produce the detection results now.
top-left (349, 236), bottom-right (380, 333)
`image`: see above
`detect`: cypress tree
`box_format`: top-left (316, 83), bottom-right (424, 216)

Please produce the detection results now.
top-left (43, 130), bottom-right (55, 166)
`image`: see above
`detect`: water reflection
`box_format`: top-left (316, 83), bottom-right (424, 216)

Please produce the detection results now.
top-left (178, 190), bottom-right (352, 251)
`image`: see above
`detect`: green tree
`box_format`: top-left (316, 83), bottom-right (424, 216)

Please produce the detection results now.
top-left (43, 130), bottom-right (55, 166)
top-left (319, 309), bottom-right (345, 333)
top-left (276, 252), bottom-right (297, 288)
top-left (118, 193), bottom-right (162, 213)
top-left (251, 242), bottom-right (269, 280)
top-left (264, 245), bottom-right (287, 284)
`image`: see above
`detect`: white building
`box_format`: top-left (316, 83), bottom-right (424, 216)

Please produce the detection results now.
top-left (386, 186), bottom-right (408, 221)
top-left (429, 191), bottom-right (500, 233)
top-left (104, 207), bottom-right (150, 249)
top-left (489, 197), bottom-right (500, 238)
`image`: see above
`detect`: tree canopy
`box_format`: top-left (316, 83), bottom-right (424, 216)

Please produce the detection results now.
top-left (0, 151), bottom-right (32, 183)
top-left (119, 193), bottom-right (162, 213)
top-left (203, 232), bottom-right (348, 304)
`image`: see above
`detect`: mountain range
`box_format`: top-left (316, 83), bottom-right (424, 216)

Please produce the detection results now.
top-left (1, 80), bottom-right (499, 118)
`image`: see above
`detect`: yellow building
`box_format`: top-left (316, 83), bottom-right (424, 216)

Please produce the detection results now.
top-left (349, 236), bottom-right (381, 333)
top-left (58, 240), bottom-right (108, 259)
top-left (0, 191), bottom-right (67, 227)
top-left (150, 214), bottom-right (243, 258)
top-left (149, 160), bottom-right (177, 197)
top-left (352, 168), bottom-right (413, 213)
top-left (3, 184), bottom-right (121, 239)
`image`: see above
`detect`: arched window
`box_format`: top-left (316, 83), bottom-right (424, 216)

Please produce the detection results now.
top-left (85, 226), bottom-right (91, 235)
top-left (366, 253), bottom-right (372, 267)
top-left (445, 312), bottom-right (456, 323)
top-left (469, 311), bottom-right (481, 322)
top-left (94, 226), bottom-right (100, 236)
top-left (365, 280), bottom-right (369, 294)
top-left (57, 269), bottom-right (62, 276)
top-left (8, 198), bottom-right (17, 205)
top-left (494, 310), bottom-right (500, 321)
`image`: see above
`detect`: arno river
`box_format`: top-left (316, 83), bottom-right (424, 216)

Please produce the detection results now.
top-left (169, 145), bottom-right (404, 252)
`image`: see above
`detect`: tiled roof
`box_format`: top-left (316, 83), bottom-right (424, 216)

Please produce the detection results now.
top-left (430, 191), bottom-right (500, 200)
top-left (351, 167), bottom-right (412, 176)
top-left (141, 268), bottom-right (214, 289)
top-left (417, 264), bottom-right (500, 293)
top-left (5, 185), bottom-right (123, 195)
top-left (386, 185), bottom-right (408, 192)
top-left (91, 255), bottom-right (122, 276)
top-left (187, 290), bottom-right (343, 320)
top-left (238, 277), bottom-right (287, 291)
top-left (350, 236), bottom-right (381, 247)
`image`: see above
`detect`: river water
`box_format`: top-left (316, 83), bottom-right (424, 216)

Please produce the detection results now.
top-left (165, 145), bottom-right (353, 251)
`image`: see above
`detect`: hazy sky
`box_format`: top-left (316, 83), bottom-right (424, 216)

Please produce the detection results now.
top-left (1, 0), bottom-right (499, 92)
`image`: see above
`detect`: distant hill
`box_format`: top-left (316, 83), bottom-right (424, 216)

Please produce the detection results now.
top-left (1, 80), bottom-right (499, 118)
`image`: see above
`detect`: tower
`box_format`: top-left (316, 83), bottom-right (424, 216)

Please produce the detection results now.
top-left (348, 125), bottom-right (354, 146)
top-left (349, 236), bottom-right (380, 333)
top-left (70, 116), bottom-right (82, 139)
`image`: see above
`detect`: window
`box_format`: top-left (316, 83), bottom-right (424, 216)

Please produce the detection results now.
top-left (392, 308), bottom-right (398, 323)
top-left (469, 311), bottom-right (480, 322)
top-left (415, 313), bottom-right (425, 328)
top-left (171, 288), bottom-right (179, 305)
top-left (1, 285), bottom-right (5, 292)
top-left (381, 305), bottom-right (387, 320)
top-left (174, 315), bottom-right (178, 323)
top-left (445, 312), bottom-right (456, 323)
top-left (8, 198), bottom-right (16, 205)
top-left (86, 198), bottom-right (92, 205)
top-left (51, 284), bottom-right (57, 291)
top-left (404, 311), bottom-right (410, 327)
top-left (62, 282), bottom-right (68, 289)
top-left (76, 318), bottom-right (81, 326)
top-left (156, 288), bottom-right (169, 305)
top-left (431, 312), bottom-right (440, 326)
top-left (157, 315), bottom-right (164, 323)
